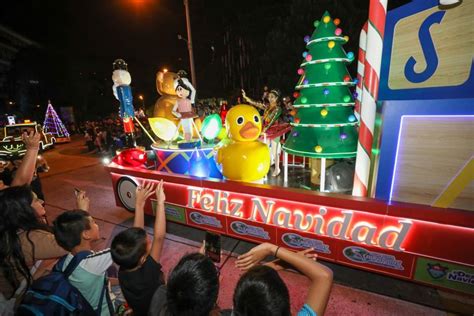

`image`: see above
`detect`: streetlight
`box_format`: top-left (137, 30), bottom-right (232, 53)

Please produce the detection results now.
top-left (183, 0), bottom-right (197, 88)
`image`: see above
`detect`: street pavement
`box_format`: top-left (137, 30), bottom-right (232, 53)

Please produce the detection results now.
top-left (38, 136), bottom-right (471, 315)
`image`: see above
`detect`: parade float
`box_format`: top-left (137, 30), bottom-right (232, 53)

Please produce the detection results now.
top-left (105, 0), bottom-right (474, 296)
top-left (1, 122), bottom-right (55, 160)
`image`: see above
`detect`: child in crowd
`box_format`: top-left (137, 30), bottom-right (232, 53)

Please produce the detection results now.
top-left (111, 180), bottom-right (166, 316)
top-left (148, 252), bottom-right (220, 316)
top-left (53, 209), bottom-right (114, 315)
top-left (234, 242), bottom-right (333, 316)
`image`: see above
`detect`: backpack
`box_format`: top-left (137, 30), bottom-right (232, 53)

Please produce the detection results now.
top-left (17, 251), bottom-right (108, 316)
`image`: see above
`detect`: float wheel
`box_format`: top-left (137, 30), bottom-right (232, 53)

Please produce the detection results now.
top-left (117, 177), bottom-right (138, 212)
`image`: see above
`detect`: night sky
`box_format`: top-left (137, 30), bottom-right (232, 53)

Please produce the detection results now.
top-left (1, 0), bottom-right (409, 119)
top-left (1, 0), bottom-right (280, 85)
top-left (2, 1), bottom-right (215, 95)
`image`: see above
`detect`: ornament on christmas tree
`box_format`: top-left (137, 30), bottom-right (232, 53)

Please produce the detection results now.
top-left (43, 100), bottom-right (70, 143)
top-left (334, 18), bottom-right (341, 26)
top-left (314, 20), bottom-right (320, 27)
top-left (283, 11), bottom-right (358, 159)
top-left (305, 54), bottom-right (312, 61)
top-left (297, 68), bottom-right (304, 75)
top-left (293, 92), bottom-right (300, 98)
top-left (335, 28), bottom-right (342, 36)
top-left (304, 35), bottom-right (310, 43)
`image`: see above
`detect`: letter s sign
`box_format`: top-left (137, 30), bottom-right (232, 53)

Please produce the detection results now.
top-left (404, 11), bottom-right (446, 83)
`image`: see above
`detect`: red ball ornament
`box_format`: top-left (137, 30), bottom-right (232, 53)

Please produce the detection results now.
top-left (293, 91), bottom-right (300, 98)
top-left (294, 118), bottom-right (301, 124)
top-left (297, 68), bottom-right (304, 75)
top-left (343, 75), bottom-right (351, 82)
top-left (305, 54), bottom-right (312, 62)
top-left (334, 18), bottom-right (341, 26)
top-left (113, 148), bottom-right (147, 168)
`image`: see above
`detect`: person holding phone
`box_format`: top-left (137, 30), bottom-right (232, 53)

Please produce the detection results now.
top-left (205, 232), bottom-right (222, 263)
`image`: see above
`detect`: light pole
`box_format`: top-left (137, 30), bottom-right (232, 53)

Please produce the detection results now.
top-left (183, 0), bottom-right (197, 88)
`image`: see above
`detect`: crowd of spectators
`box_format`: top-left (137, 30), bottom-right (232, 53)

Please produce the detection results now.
top-left (0, 130), bottom-right (333, 316)
top-left (0, 90), bottom-right (325, 316)
top-left (77, 115), bottom-right (150, 155)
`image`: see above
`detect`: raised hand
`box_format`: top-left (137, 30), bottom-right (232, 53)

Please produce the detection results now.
top-left (22, 131), bottom-right (41, 150)
top-left (76, 190), bottom-right (90, 211)
top-left (155, 179), bottom-right (165, 204)
top-left (235, 242), bottom-right (274, 271)
top-left (136, 181), bottom-right (156, 207)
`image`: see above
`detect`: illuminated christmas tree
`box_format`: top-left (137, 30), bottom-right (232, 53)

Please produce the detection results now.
top-left (283, 11), bottom-right (358, 159)
top-left (43, 100), bottom-right (70, 142)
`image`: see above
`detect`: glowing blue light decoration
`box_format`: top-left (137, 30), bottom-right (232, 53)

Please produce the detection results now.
top-left (188, 148), bottom-right (211, 178)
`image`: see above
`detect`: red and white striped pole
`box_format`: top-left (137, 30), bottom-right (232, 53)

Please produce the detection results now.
top-left (353, 0), bottom-right (387, 197)
top-left (354, 22), bottom-right (368, 121)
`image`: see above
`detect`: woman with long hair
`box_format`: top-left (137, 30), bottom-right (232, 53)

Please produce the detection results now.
top-left (241, 88), bottom-right (292, 177)
top-left (0, 185), bottom-right (66, 310)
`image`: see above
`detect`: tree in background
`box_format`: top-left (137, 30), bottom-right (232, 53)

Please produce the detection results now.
top-left (43, 100), bottom-right (70, 139)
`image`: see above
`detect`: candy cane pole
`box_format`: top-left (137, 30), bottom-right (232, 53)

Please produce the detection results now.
top-left (354, 22), bottom-right (368, 120)
top-left (353, 0), bottom-right (387, 197)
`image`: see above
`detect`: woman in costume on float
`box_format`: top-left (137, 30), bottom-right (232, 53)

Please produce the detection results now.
top-left (172, 77), bottom-right (197, 142)
top-left (241, 88), bottom-right (291, 177)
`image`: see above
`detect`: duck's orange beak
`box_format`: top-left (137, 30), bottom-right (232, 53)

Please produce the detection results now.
top-left (239, 121), bottom-right (259, 139)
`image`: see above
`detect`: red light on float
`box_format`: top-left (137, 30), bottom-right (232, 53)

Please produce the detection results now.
top-left (113, 148), bottom-right (147, 167)
top-left (123, 117), bottom-right (135, 133)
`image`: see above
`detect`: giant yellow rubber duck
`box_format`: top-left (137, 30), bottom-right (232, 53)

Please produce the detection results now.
top-left (216, 104), bottom-right (270, 182)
